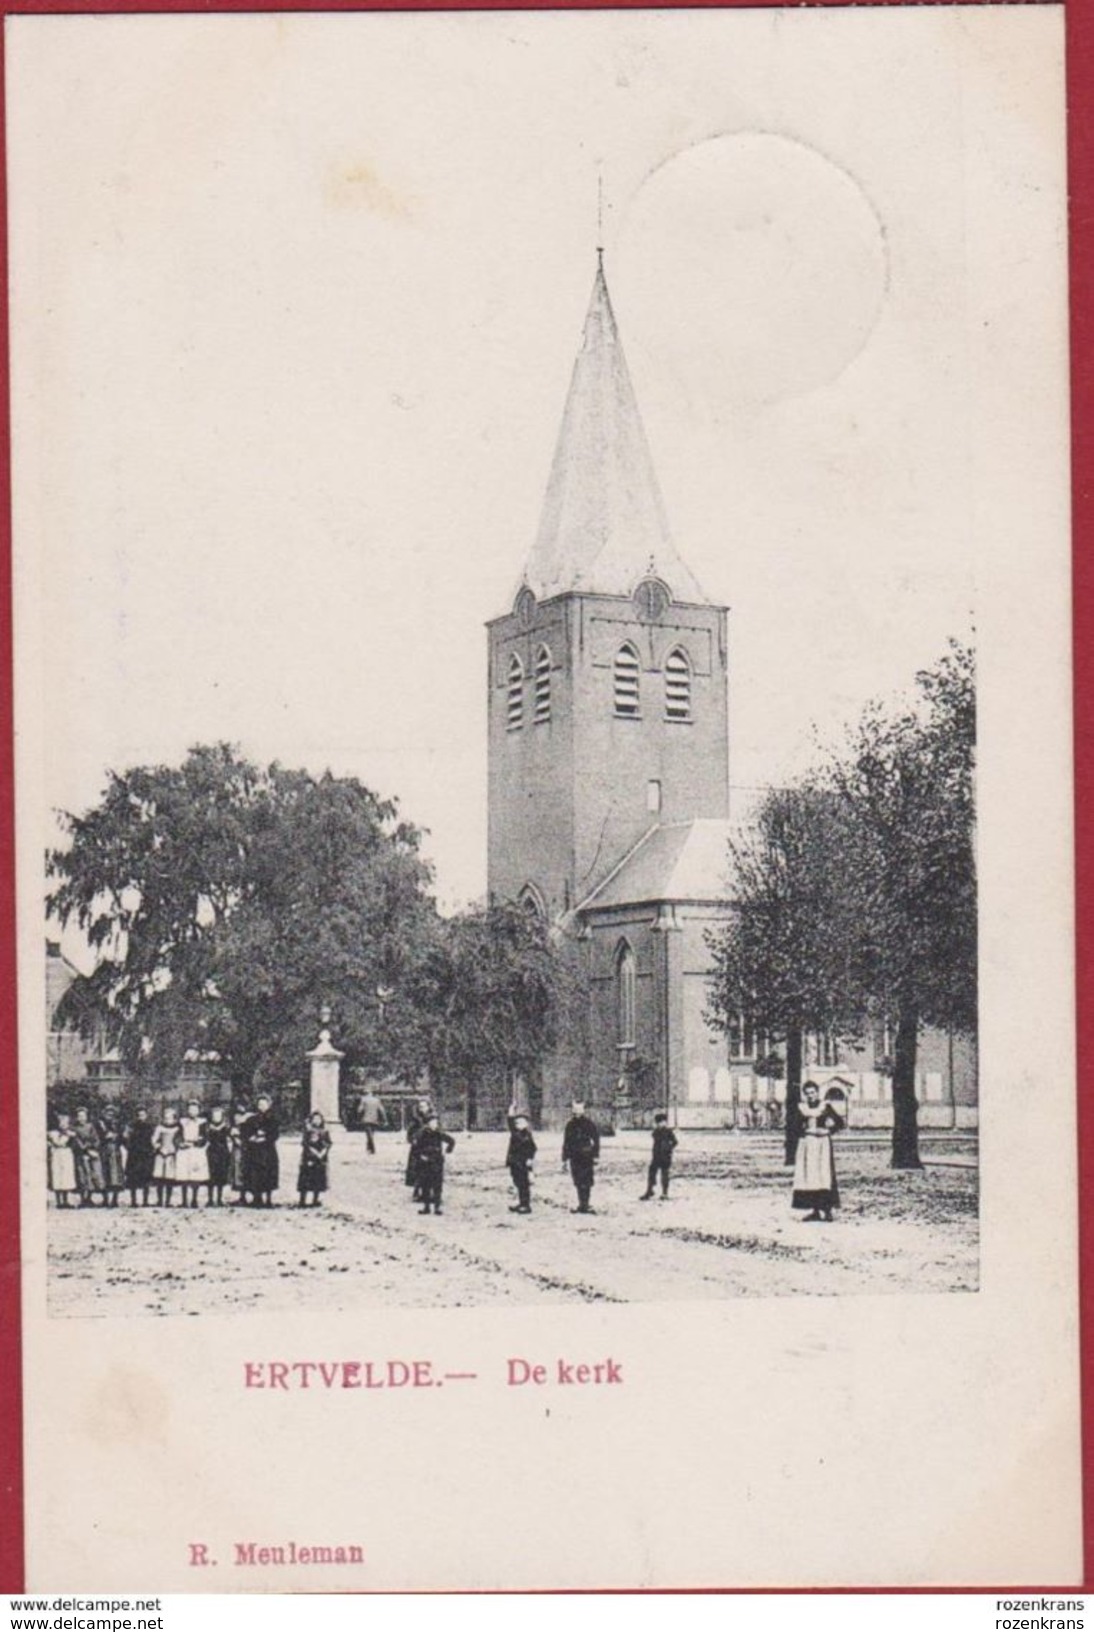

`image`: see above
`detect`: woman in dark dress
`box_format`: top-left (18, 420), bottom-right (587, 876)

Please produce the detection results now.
top-left (297, 1112), bottom-right (332, 1207)
top-left (405, 1098), bottom-right (433, 1201)
top-left (243, 1092), bottom-right (280, 1207)
top-left (205, 1105), bottom-right (232, 1206)
top-left (71, 1106), bottom-right (105, 1206)
top-left (123, 1107), bottom-right (155, 1207)
top-left (229, 1099), bottom-right (252, 1204)
top-left (99, 1107), bottom-right (126, 1207)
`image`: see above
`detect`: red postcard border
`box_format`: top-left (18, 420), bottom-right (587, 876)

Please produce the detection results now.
top-left (0, 0), bottom-right (1087, 1596)
top-left (0, 8), bottom-right (19, 1598)
top-left (1071, 0), bottom-right (1093, 1599)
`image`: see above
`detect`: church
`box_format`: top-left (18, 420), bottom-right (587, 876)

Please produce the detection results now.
top-left (486, 255), bottom-right (738, 1130)
top-left (483, 255), bottom-right (977, 1134)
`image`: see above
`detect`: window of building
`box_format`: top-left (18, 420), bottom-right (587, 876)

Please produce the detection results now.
top-left (729, 1014), bottom-right (767, 1061)
top-left (809, 1031), bottom-right (842, 1070)
top-left (634, 576), bottom-right (671, 622)
top-left (515, 585), bottom-right (536, 628)
top-left (646, 778), bottom-right (662, 814)
top-left (519, 883), bottom-right (547, 921)
top-left (616, 941), bottom-right (636, 1048)
top-left (506, 654), bottom-right (524, 732)
top-left (534, 645), bottom-right (551, 724)
top-left (664, 647), bottom-right (691, 721)
top-left (614, 644), bottom-right (640, 717)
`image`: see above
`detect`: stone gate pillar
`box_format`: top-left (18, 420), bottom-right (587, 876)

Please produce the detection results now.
top-left (307, 1013), bottom-right (345, 1139)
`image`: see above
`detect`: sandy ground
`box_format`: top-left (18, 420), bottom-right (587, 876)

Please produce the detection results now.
top-left (46, 1129), bottom-right (978, 1317)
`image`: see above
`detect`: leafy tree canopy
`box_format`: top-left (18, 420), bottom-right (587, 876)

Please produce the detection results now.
top-left (48, 744), bottom-right (438, 1090)
top-left (705, 640), bottom-right (976, 1169)
top-left (420, 901), bottom-right (567, 1088)
top-left (830, 638), bottom-right (976, 1039)
top-left (706, 782), bottom-right (862, 1053)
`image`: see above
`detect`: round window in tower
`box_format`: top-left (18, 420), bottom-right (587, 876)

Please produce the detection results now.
top-left (634, 576), bottom-right (671, 622)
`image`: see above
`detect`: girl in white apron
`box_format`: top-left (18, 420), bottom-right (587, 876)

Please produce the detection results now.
top-left (791, 1081), bottom-right (844, 1222)
top-left (176, 1100), bottom-right (209, 1208)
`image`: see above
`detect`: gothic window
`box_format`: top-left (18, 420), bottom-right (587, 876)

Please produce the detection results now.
top-left (614, 643), bottom-right (640, 718)
top-left (506, 654), bottom-right (524, 732)
top-left (519, 883), bottom-right (547, 921)
top-left (616, 941), bottom-right (637, 1048)
top-left (664, 647), bottom-right (692, 721)
top-left (534, 645), bottom-right (552, 724)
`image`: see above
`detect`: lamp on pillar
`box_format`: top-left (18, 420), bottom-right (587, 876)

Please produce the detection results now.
top-left (307, 1002), bottom-right (346, 1139)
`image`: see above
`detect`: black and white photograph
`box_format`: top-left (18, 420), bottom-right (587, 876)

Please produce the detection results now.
top-left (9, 3), bottom-right (1078, 1591)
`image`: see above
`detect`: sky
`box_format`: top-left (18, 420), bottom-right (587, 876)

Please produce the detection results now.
top-left (7, 6), bottom-right (1062, 926)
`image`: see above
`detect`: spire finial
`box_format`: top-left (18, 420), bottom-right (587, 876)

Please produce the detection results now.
top-left (597, 172), bottom-right (604, 266)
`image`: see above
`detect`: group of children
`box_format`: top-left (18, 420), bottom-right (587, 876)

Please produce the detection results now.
top-left (400, 1096), bottom-right (681, 1218)
top-left (47, 1083), bottom-right (843, 1223)
top-left (46, 1098), bottom-right (334, 1210)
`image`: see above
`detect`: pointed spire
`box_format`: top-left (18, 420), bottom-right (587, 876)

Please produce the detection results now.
top-left (519, 258), bottom-right (708, 605)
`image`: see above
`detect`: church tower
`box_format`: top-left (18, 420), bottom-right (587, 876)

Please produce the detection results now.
top-left (487, 257), bottom-right (730, 920)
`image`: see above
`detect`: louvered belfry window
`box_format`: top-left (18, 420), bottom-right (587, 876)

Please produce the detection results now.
top-left (664, 647), bottom-right (691, 721)
top-left (534, 645), bottom-right (551, 724)
top-left (614, 644), bottom-right (640, 717)
top-left (507, 654), bottom-right (524, 731)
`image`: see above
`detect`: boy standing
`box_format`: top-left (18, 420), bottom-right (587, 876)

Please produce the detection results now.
top-left (641, 1112), bottom-right (677, 1201)
top-left (416, 1116), bottom-right (456, 1215)
top-left (505, 1106), bottom-right (537, 1214)
top-left (561, 1100), bottom-right (600, 1215)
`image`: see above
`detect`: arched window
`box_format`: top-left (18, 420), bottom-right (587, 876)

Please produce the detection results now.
top-left (616, 940), bottom-right (637, 1048)
top-left (506, 654), bottom-right (524, 732)
top-left (664, 647), bottom-right (691, 721)
top-left (534, 645), bottom-right (551, 724)
top-left (519, 883), bottom-right (547, 922)
top-left (515, 585), bottom-right (536, 628)
top-left (614, 644), bottom-right (640, 718)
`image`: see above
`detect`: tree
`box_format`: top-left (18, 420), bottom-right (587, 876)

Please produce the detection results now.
top-left (706, 640), bottom-right (976, 1173)
top-left (829, 640), bottom-right (976, 1168)
top-left (706, 784), bottom-right (861, 1164)
top-left (47, 744), bottom-right (439, 1091)
top-left (419, 901), bottom-right (567, 1121)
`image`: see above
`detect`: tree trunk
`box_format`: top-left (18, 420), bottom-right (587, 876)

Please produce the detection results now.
top-left (890, 1003), bottom-right (922, 1169)
top-left (783, 1026), bottom-right (804, 1167)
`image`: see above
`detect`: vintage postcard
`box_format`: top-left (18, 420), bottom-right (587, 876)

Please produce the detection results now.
top-left (7, 1), bottom-right (1080, 1590)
